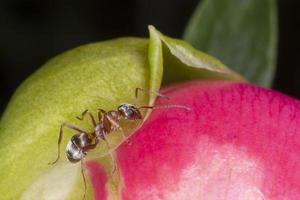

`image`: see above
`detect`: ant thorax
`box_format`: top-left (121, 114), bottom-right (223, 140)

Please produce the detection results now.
top-left (118, 103), bottom-right (142, 120)
top-left (101, 110), bottom-right (121, 132)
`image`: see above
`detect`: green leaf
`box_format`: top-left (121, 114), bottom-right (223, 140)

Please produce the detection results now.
top-left (183, 0), bottom-right (278, 87)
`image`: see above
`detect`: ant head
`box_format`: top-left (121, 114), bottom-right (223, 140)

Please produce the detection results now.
top-left (118, 103), bottom-right (142, 120)
top-left (66, 133), bottom-right (91, 163)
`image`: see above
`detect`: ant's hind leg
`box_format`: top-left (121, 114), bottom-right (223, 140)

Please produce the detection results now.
top-left (48, 123), bottom-right (88, 165)
top-left (105, 115), bottom-right (127, 141)
top-left (80, 159), bottom-right (87, 200)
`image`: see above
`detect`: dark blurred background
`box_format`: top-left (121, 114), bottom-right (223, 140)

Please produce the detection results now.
top-left (0, 0), bottom-right (299, 114)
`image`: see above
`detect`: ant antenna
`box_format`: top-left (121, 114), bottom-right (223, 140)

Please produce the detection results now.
top-left (138, 104), bottom-right (191, 111)
top-left (135, 88), bottom-right (169, 99)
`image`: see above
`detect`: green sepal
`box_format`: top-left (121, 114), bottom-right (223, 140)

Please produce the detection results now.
top-left (0, 27), bottom-right (244, 199)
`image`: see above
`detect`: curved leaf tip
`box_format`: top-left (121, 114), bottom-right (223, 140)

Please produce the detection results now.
top-left (148, 25), bottom-right (245, 84)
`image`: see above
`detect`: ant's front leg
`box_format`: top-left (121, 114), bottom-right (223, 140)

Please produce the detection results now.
top-left (101, 131), bottom-right (117, 174)
top-left (48, 123), bottom-right (88, 165)
top-left (106, 115), bottom-right (126, 141)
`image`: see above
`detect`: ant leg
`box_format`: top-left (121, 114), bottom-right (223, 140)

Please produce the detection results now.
top-left (81, 159), bottom-right (87, 200)
top-left (118, 127), bottom-right (126, 141)
top-left (48, 123), bottom-right (88, 165)
top-left (97, 108), bottom-right (106, 122)
top-left (135, 87), bottom-right (169, 99)
top-left (106, 115), bottom-right (126, 140)
top-left (138, 105), bottom-right (153, 110)
top-left (82, 137), bottom-right (99, 152)
top-left (76, 109), bottom-right (97, 127)
top-left (102, 132), bottom-right (117, 174)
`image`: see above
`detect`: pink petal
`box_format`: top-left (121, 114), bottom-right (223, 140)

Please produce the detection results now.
top-left (116, 80), bottom-right (300, 200)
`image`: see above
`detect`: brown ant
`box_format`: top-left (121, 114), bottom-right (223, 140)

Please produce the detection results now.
top-left (48, 88), bottom-right (190, 199)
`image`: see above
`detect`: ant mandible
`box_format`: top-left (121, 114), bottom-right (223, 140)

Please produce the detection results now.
top-left (48, 88), bottom-right (190, 199)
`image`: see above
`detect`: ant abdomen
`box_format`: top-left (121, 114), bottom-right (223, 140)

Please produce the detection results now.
top-left (66, 133), bottom-right (92, 163)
